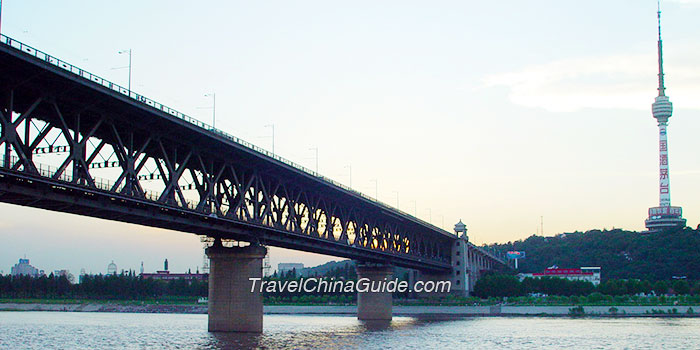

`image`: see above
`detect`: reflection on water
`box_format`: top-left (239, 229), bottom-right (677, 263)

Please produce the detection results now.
top-left (358, 319), bottom-right (393, 332)
top-left (1, 312), bottom-right (700, 349)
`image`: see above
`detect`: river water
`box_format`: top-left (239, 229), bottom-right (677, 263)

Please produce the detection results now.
top-left (1, 312), bottom-right (698, 349)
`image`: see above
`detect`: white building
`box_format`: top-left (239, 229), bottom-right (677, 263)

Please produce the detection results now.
top-left (10, 258), bottom-right (42, 277)
top-left (518, 266), bottom-right (601, 286)
top-left (107, 261), bottom-right (118, 275)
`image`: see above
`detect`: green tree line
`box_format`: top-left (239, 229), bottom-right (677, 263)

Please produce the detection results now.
top-left (488, 227), bottom-right (700, 280)
top-left (0, 273), bottom-right (207, 299)
top-left (473, 273), bottom-right (700, 298)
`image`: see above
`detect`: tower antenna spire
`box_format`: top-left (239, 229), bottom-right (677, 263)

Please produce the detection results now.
top-left (657, 0), bottom-right (666, 96)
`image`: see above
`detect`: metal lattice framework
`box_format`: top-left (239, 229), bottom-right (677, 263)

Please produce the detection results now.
top-left (0, 35), bottom-right (505, 272)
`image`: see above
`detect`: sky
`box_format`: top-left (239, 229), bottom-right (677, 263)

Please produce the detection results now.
top-left (1, 0), bottom-right (700, 276)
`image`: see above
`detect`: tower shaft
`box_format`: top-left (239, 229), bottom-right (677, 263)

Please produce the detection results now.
top-left (657, 123), bottom-right (670, 207)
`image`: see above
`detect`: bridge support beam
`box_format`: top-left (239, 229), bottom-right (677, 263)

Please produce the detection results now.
top-left (206, 241), bottom-right (267, 333)
top-left (356, 263), bottom-right (393, 320)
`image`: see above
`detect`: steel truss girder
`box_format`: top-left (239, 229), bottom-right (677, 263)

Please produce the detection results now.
top-left (0, 87), bottom-right (454, 271)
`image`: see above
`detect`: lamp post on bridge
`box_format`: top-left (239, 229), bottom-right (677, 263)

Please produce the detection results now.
top-left (308, 146), bottom-right (318, 173)
top-left (118, 49), bottom-right (132, 92)
top-left (370, 179), bottom-right (378, 200)
top-left (344, 164), bottom-right (352, 188)
top-left (265, 124), bottom-right (275, 154)
top-left (205, 93), bottom-right (216, 129)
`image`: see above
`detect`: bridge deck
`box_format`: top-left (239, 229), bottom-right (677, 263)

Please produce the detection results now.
top-left (0, 35), bottom-right (505, 271)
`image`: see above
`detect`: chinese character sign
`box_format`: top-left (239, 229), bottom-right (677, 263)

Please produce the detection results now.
top-left (658, 124), bottom-right (671, 207)
top-left (649, 206), bottom-right (682, 217)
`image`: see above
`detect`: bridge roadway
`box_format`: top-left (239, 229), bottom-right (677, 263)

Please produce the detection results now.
top-left (0, 34), bottom-right (505, 331)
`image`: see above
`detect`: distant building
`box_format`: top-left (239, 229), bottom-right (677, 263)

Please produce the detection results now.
top-left (11, 258), bottom-right (42, 277)
top-left (518, 266), bottom-right (601, 286)
top-left (278, 263), bottom-right (304, 277)
top-left (53, 269), bottom-right (76, 284)
top-left (140, 270), bottom-right (208, 282)
top-left (107, 261), bottom-right (118, 275)
top-left (140, 259), bottom-right (207, 282)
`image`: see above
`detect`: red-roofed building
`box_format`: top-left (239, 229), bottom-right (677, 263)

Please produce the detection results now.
top-left (518, 266), bottom-right (601, 285)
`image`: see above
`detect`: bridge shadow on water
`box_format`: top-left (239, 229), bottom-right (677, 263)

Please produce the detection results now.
top-left (201, 315), bottom-right (466, 350)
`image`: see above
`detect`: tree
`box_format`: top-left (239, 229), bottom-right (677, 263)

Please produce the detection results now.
top-left (653, 280), bottom-right (669, 295)
top-left (599, 279), bottom-right (627, 296)
top-left (490, 227), bottom-right (700, 281)
top-left (673, 280), bottom-right (690, 295)
top-left (624, 279), bottom-right (642, 295)
top-left (473, 274), bottom-right (523, 298)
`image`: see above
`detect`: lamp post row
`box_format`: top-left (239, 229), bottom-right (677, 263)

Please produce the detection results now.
top-left (111, 41), bottom-right (431, 227)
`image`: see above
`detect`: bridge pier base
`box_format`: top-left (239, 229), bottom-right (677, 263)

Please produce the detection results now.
top-left (205, 242), bottom-right (267, 333)
top-left (356, 263), bottom-right (393, 320)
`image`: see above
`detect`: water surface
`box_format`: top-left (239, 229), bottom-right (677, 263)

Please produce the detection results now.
top-left (1, 312), bottom-right (698, 349)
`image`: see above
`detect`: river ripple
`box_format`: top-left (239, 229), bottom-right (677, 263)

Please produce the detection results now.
top-left (1, 312), bottom-right (698, 349)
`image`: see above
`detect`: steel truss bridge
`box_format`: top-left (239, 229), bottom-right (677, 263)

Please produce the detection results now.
top-left (0, 34), bottom-right (505, 272)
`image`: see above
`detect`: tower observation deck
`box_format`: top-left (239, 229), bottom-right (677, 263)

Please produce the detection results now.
top-left (645, 3), bottom-right (686, 231)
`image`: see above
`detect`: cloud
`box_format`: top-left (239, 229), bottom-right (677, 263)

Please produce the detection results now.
top-left (484, 46), bottom-right (700, 113)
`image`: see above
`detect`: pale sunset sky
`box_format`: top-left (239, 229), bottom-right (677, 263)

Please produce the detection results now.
top-left (1, 1), bottom-right (699, 275)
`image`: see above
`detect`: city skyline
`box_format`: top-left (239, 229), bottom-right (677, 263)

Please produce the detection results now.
top-left (1, 0), bottom-right (700, 275)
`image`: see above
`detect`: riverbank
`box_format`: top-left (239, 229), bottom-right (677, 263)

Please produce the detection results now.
top-left (1, 303), bottom-right (699, 317)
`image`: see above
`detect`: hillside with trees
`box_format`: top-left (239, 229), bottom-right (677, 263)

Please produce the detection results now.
top-left (488, 227), bottom-right (700, 280)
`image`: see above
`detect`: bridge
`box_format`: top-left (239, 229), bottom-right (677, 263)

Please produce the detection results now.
top-left (0, 34), bottom-right (506, 332)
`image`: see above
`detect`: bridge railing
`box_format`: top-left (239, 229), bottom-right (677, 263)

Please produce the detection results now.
top-left (468, 242), bottom-right (506, 265)
top-left (0, 34), bottom-right (452, 237)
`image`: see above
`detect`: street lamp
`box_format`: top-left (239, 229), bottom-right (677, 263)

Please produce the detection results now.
top-left (205, 93), bottom-right (216, 128)
top-left (370, 179), bottom-right (378, 200)
top-left (309, 147), bottom-right (318, 173)
top-left (344, 164), bottom-right (352, 188)
top-left (265, 124), bottom-right (275, 154)
top-left (118, 49), bottom-right (132, 92)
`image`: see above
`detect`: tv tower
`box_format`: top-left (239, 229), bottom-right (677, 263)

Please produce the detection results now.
top-left (645, 1), bottom-right (686, 231)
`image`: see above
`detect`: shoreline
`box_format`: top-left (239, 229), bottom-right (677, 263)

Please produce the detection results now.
top-left (1, 303), bottom-right (698, 317)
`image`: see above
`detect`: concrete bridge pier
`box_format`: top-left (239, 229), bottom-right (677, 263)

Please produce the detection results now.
top-left (205, 240), bottom-right (267, 332)
top-left (356, 263), bottom-right (394, 320)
